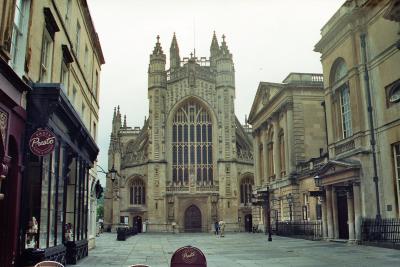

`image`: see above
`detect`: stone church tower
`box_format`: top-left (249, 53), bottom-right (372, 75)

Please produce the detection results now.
top-left (105, 33), bottom-right (254, 232)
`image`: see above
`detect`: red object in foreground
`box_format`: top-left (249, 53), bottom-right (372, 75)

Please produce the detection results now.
top-left (170, 246), bottom-right (207, 267)
top-left (29, 128), bottom-right (56, 156)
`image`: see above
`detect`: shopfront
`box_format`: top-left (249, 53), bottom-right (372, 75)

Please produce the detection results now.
top-left (0, 59), bottom-right (29, 267)
top-left (21, 84), bottom-right (98, 265)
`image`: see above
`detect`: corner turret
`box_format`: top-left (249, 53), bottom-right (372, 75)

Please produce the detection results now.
top-left (148, 35), bottom-right (167, 89)
top-left (210, 31), bottom-right (219, 69)
top-left (216, 34), bottom-right (235, 89)
top-left (170, 33), bottom-right (180, 71)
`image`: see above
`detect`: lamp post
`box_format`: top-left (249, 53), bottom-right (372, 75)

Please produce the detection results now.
top-left (251, 187), bottom-right (272, 241)
top-left (286, 193), bottom-right (293, 222)
top-left (264, 188), bottom-right (272, 242)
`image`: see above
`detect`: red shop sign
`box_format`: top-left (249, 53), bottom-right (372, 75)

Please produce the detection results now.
top-left (171, 246), bottom-right (207, 267)
top-left (29, 128), bottom-right (56, 156)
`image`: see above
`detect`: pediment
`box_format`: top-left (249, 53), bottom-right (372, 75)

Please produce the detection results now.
top-left (248, 82), bottom-right (282, 123)
top-left (318, 160), bottom-right (360, 177)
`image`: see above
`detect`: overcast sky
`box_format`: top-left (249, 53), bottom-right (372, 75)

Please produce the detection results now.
top-left (87, 0), bottom-right (344, 185)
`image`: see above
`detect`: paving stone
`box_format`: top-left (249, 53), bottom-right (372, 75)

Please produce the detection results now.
top-left (75, 233), bottom-right (400, 267)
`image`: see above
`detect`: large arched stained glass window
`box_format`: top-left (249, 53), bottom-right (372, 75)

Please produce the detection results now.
top-left (172, 101), bottom-right (213, 186)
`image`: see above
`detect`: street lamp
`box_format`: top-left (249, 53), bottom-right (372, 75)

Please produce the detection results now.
top-left (314, 175), bottom-right (322, 188)
top-left (286, 193), bottom-right (293, 222)
top-left (109, 164), bottom-right (117, 182)
top-left (97, 164), bottom-right (119, 182)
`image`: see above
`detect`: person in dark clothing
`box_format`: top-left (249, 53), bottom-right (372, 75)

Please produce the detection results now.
top-left (214, 221), bottom-right (219, 236)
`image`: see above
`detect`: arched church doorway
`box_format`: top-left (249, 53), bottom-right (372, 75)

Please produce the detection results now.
top-left (244, 214), bottom-right (252, 233)
top-left (184, 205), bottom-right (202, 232)
top-left (133, 216), bottom-right (142, 233)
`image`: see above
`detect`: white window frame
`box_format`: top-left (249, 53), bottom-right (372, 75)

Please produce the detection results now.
top-left (60, 60), bottom-right (69, 94)
top-left (40, 29), bottom-right (53, 82)
top-left (72, 86), bottom-right (77, 105)
top-left (75, 22), bottom-right (81, 56)
top-left (340, 85), bottom-right (352, 138)
top-left (10, 0), bottom-right (24, 68)
top-left (84, 45), bottom-right (89, 74)
top-left (65, 0), bottom-right (72, 23)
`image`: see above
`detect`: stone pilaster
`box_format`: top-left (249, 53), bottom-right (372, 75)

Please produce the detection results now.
top-left (254, 131), bottom-right (261, 187)
top-left (353, 182), bottom-right (362, 241)
top-left (286, 105), bottom-right (295, 173)
top-left (262, 128), bottom-right (269, 185)
top-left (332, 187), bottom-right (339, 239)
top-left (272, 117), bottom-right (281, 179)
top-left (320, 194), bottom-right (328, 238)
top-left (326, 186), bottom-right (334, 239)
top-left (347, 190), bottom-right (355, 241)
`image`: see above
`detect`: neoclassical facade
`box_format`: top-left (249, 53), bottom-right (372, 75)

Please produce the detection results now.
top-left (313, 0), bottom-right (400, 241)
top-left (248, 73), bottom-right (326, 227)
top-left (105, 33), bottom-right (254, 233)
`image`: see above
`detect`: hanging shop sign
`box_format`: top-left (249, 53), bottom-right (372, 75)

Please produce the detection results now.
top-left (29, 128), bottom-right (56, 156)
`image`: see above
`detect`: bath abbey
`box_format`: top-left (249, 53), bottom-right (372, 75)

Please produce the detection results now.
top-left (104, 33), bottom-right (255, 232)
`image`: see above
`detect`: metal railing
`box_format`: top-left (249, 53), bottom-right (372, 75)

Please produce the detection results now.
top-left (362, 218), bottom-right (400, 244)
top-left (275, 221), bottom-right (323, 240)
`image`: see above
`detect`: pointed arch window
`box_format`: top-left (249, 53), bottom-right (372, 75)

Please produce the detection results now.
top-left (130, 179), bottom-right (145, 205)
top-left (240, 177), bottom-right (254, 205)
top-left (172, 101), bottom-right (213, 186)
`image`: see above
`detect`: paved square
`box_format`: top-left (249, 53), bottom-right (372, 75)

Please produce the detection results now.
top-left (76, 233), bottom-right (400, 267)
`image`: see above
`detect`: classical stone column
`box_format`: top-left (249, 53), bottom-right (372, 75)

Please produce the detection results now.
top-left (326, 186), bottom-right (334, 239)
top-left (321, 194), bottom-right (328, 238)
top-left (272, 118), bottom-right (281, 180)
top-left (347, 190), bottom-right (355, 241)
top-left (283, 112), bottom-right (289, 177)
top-left (254, 132), bottom-right (261, 186)
top-left (332, 187), bottom-right (339, 239)
top-left (262, 130), bottom-right (269, 185)
top-left (353, 182), bottom-right (362, 241)
top-left (286, 104), bottom-right (295, 173)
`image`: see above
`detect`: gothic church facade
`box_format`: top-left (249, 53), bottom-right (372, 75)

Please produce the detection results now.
top-left (105, 33), bottom-right (254, 232)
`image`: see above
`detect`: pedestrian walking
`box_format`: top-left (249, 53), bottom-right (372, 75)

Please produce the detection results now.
top-left (219, 220), bottom-right (225, 237)
top-left (214, 221), bottom-right (219, 236)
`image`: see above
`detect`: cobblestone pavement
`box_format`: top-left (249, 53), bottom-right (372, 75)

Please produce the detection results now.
top-left (76, 233), bottom-right (400, 267)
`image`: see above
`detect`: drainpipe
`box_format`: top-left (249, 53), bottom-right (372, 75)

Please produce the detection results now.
top-left (360, 33), bottom-right (381, 220)
top-left (321, 101), bottom-right (329, 160)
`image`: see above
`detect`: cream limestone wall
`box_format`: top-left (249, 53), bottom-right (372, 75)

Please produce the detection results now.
top-left (315, 0), bottom-right (400, 218)
top-left (248, 73), bottom-right (325, 224)
top-left (26, 0), bottom-right (104, 248)
top-left (105, 35), bottom-right (254, 233)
